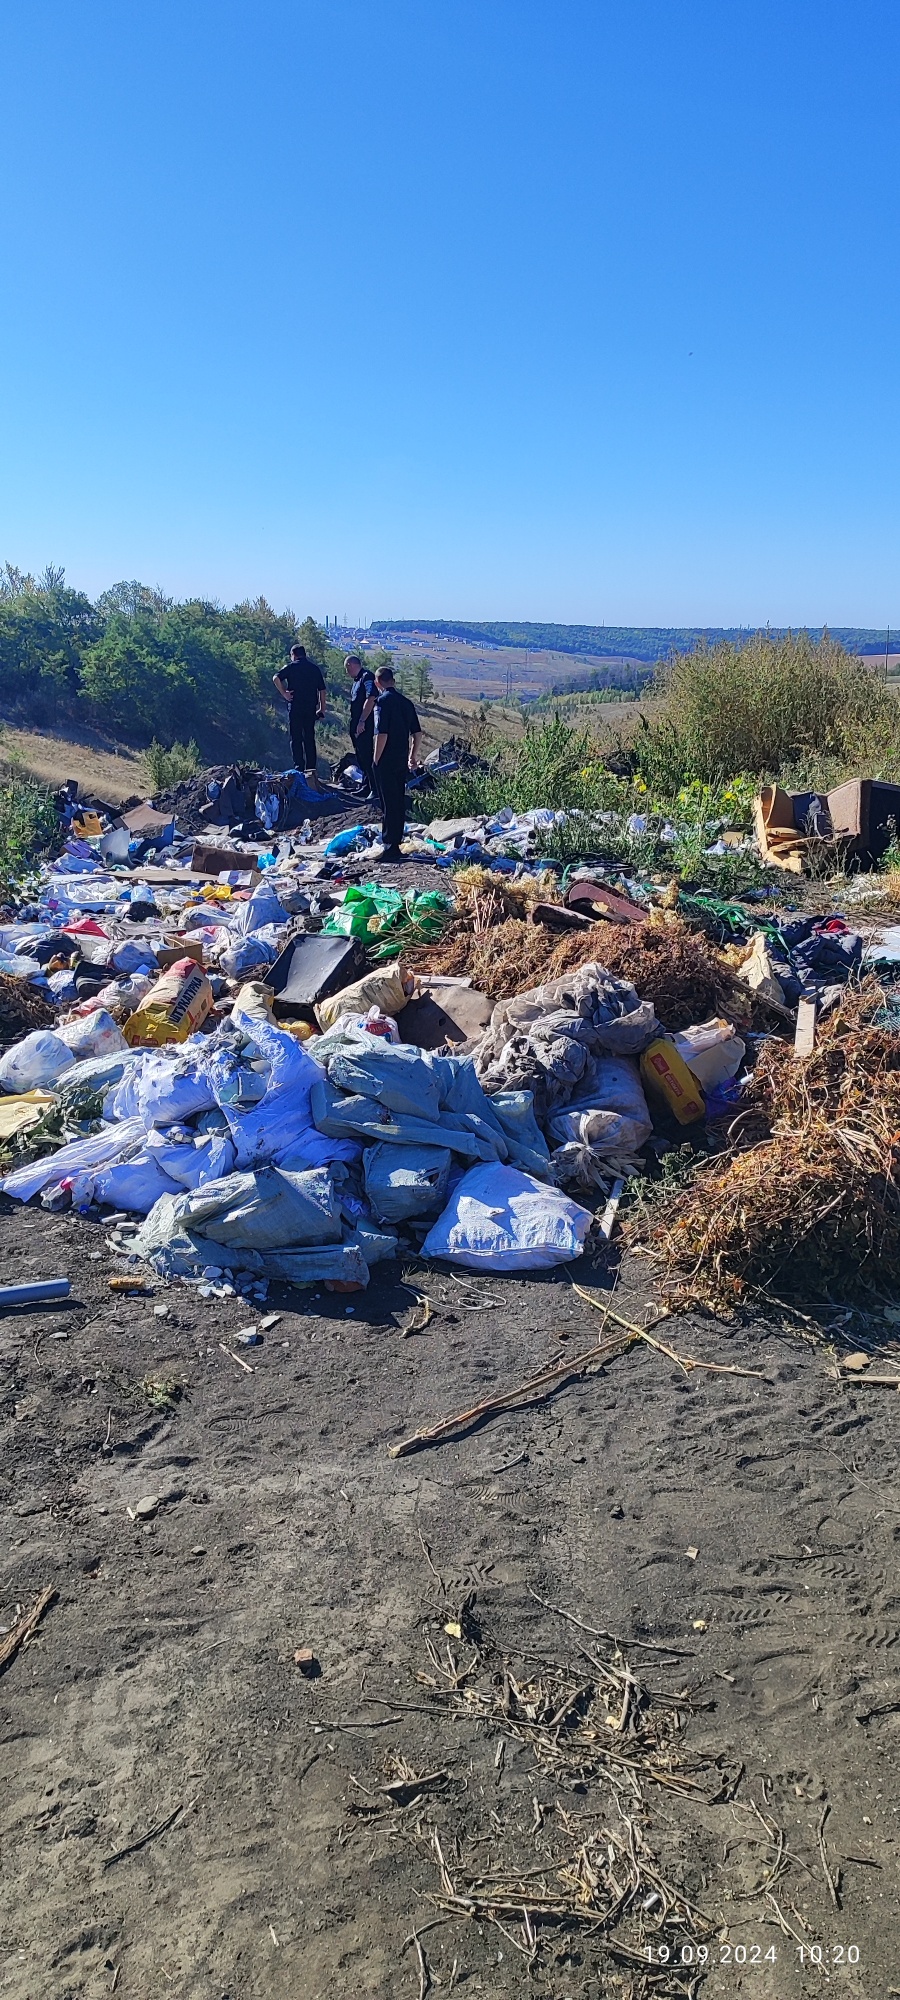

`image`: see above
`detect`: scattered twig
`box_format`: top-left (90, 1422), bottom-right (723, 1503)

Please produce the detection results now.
top-left (388, 1328), bottom-right (634, 1457)
top-left (405, 1929), bottom-right (432, 2000)
top-left (817, 1802), bottom-right (840, 1911)
top-left (571, 1284), bottom-right (767, 1378)
top-left (103, 1797), bottom-right (194, 1868)
top-left (404, 1295), bottom-right (434, 1336)
top-left (417, 1529), bottom-right (444, 1593)
top-left (526, 1586), bottom-right (695, 1658)
top-left (0, 1586), bottom-right (57, 1675)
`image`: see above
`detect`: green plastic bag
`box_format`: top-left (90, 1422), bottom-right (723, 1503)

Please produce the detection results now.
top-left (323, 898), bottom-right (377, 938)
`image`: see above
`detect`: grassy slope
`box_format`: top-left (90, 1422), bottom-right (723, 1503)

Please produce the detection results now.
top-left (3, 725), bottom-right (149, 805)
top-left (2, 691), bottom-right (524, 807)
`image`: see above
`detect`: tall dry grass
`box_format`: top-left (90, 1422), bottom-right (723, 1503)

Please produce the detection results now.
top-left (628, 632), bottom-right (900, 793)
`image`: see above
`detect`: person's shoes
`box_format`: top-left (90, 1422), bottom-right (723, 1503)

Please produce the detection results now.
top-left (377, 846), bottom-right (403, 862)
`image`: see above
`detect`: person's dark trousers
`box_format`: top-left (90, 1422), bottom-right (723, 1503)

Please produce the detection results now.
top-left (377, 760), bottom-right (406, 849)
top-left (289, 706), bottom-right (318, 772)
top-left (352, 731), bottom-right (375, 793)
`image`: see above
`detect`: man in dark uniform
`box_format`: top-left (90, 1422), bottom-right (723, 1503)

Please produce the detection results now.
top-left (371, 666), bottom-right (422, 860)
top-left (344, 653), bottom-right (377, 798)
top-left (273, 643), bottom-right (326, 785)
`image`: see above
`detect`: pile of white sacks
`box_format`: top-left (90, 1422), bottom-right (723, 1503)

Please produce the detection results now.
top-left (1, 1007), bottom-right (595, 1279)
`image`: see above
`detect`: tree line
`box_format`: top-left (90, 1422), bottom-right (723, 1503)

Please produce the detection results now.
top-left (0, 566), bottom-right (406, 759)
top-left (375, 617), bottom-right (896, 665)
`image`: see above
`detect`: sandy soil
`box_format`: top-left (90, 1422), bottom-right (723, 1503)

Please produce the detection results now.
top-left (1, 1202), bottom-right (896, 2000)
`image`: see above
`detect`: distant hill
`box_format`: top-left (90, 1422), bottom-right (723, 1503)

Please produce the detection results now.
top-left (373, 620), bottom-right (896, 663)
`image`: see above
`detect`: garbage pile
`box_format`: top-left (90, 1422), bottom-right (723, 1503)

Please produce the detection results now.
top-left (1, 763), bottom-right (899, 1301)
top-left (640, 980), bottom-right (900, 1307)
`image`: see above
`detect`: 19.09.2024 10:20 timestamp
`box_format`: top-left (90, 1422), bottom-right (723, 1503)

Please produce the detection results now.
top-left (644, 1942), bottom-right (861, 1966)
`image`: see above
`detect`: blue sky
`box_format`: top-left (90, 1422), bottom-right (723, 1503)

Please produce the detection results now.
top-left (1, 0), bottom-right (898, 626)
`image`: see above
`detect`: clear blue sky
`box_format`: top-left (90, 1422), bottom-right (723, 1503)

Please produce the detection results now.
top-left (1, 0), bottom-right (898, 627)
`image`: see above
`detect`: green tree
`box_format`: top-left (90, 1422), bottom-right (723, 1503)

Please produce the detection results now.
top-left (396, 654), bottom-right (434, 702)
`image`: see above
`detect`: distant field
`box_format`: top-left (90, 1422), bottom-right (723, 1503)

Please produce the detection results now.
top-left (372, 631), bottom-right (644, 701)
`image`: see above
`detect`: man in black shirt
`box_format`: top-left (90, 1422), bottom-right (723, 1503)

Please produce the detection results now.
top-left (344, 653), bottom-right (377, 797)
top-left (371, 666), bottom-right (422, 859)
top-left (273, 644), bottom-right (326, 784)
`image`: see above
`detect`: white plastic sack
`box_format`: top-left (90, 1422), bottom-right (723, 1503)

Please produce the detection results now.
top-left (175, 1165), bottom-right (344, 1251)
top-left (219, 935), bottom-right (279, 978)
top-left (363, 1142), bottom-right (452, 1223)
top-left (234, 881), bottom-right (289, 937)
top-left (92, 1153), bottom-right (184, 1212)
top-left (131, 1190), bottom-right (371, 1287)
top-left (672, 1018), bottom-right (745, 1090)
top-left (112, 939), bottom-right (159, 974)
top-left (96, 972), bottom-right (155, 1010)
top-left (0, 953), bottom-right (43, 979)
top-left (0, 1030), bottom-right (75, 1095)
top-left (144, 1127), bottom-right (237, 1189)
top-left (55, 1009), bottom-right (128, 1061)
top-left (104, 1053), bottom-right (151, 1122)
top-left (46, 971), bottom-right (78, 1001)
top-left (224, 1012), bottom-right (325, 1168)
top-left (277, 1129), bottom-right (361, 1170)
top-left (2, 1117), bottom-right (147, 1201)
top-left (421, 1163), bottom-right (591, 1271)
top-left (135, 1051), bottom-right (217, 1127)
top-left (545, 1057), bottom-right (653, 1156)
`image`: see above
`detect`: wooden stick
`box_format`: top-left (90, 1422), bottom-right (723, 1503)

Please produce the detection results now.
top-left (793, 995), bottom-right (818, 1060)
top-left (103, 1798), bottom-right (193, 1869)
top-left (569, 1286), bottom-right (670, 1340)
top-left (637, 1327), bottom-right (768, 1381)
top-left (597, 1178), bottom-right (625, 1242)
top-left (219, 1340), bottom-right (253, 1374)
top-left (817, 1802), bottom-right (840, 1911)
top-left (0, 1586), bottom-right (57, 1674)
top-left (387, 1326), bottom-right (635, 1458)
top-left (570, 1285), bottom-right (768, 1379)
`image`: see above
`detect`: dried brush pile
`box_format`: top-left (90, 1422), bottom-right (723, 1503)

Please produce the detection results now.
top-left (0, 972), bottom-right (55, 1046)
top-left (643, 981), bottom-right (900, 1306)
top-left (582, 917), bottom-right (739, 1031)
top-left (414, 876), bottom-right (739, 1020)
top-left (414, 915), bottom-right (603, 998)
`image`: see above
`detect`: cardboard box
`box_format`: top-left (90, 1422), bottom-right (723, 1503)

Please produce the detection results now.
top-left (190, 840), bottom-right (263, 880)
top-left (156, 938), bottom-right (205, 971)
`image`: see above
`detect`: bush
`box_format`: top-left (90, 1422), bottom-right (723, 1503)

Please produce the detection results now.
top-left (0, 769), bottom-right (56, 894)
top-left (419, 715), bottom-right (632, 823)
top-left (629, 632), bottom-right (900, 791)
top-left (145, 738), bottom-right (201, 793)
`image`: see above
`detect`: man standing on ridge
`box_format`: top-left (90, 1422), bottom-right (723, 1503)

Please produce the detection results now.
top-left (273, 642), bottom-right (326, 787)
top-left (371, 665), bottom-right (422, 860)
top-left (344, 652), bottom-right (377, 798)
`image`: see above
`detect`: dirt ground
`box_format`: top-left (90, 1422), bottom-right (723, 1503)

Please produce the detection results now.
top-left (1, 1200), bottom-right (897, 2000)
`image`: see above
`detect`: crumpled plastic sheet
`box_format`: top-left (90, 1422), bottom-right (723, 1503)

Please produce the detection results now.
top-left (473, 963), bottom-right (657, 1132)
top-left (312, 1022), bottom-right (550, 1178)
